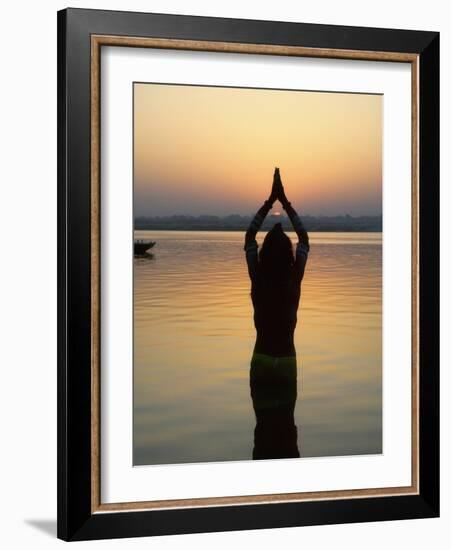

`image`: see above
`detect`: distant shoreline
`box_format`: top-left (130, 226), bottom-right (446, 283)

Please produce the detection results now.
top-left (134, 226), bottom-right (381, 233)
top-left (135, 214), bottom-right (382, 233)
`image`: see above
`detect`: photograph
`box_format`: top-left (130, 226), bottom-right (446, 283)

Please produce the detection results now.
top-left (54, 5), bottom-right (440, 542)
top-left (133, 82), bottom-right (383, 466)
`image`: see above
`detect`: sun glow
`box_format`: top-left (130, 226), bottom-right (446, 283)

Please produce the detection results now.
top-left (134, 83), bottom-right (382, 217)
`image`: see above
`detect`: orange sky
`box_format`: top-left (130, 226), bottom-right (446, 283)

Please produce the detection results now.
top-left (134, 83), bottom-right (382, 216)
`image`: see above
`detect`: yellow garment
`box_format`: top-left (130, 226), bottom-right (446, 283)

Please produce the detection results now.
top-left (250, 352), bottom-right (297, 411)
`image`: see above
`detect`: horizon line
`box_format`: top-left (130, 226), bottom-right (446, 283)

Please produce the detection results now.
top-left (134, 213), bottom-right (383, 219)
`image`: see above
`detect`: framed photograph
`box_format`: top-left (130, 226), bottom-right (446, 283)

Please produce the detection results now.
top-left (57, 8), bottom-right (439, 541)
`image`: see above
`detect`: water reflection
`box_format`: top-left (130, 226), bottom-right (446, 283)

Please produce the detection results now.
top-left (133, 230), bottom-right (382, 466)
top-left (250, 353), bottom-right (299, 459)
top-left (134, 252), bottom-right (155, 261)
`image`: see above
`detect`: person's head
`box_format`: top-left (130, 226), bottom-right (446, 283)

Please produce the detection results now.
top-left (259, 223), bottom-right (294, 278)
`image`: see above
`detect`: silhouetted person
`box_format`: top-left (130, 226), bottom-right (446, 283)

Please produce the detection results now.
top-left (244, 168), bottom-right (309, 459)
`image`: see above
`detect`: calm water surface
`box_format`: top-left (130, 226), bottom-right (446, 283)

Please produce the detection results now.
top-left (134, 231), bottom-right (382, 465)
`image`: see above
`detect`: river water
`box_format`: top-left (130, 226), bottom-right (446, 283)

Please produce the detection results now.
top-left (133, 231), bottom-right (382, 465)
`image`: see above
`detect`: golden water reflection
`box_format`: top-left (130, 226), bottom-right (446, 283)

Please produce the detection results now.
top-left (133, 231), bottom-right (382, 465)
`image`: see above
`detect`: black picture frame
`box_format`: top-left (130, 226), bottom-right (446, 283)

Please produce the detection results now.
top-left (57, 7), bottom-right (439, 541)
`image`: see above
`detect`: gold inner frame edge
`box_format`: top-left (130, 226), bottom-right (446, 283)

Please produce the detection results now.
top-left (90, 35), bottom-right (420, 514)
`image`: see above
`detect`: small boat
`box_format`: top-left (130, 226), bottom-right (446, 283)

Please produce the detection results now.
top-left (134, 240), bottom-right (156, 255)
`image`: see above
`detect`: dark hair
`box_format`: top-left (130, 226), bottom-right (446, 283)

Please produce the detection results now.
top-left (259, 223), bottom-right (294, 280)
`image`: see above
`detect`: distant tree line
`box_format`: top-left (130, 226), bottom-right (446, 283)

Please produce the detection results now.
top-left (134, 213), bottom-right (382, 232)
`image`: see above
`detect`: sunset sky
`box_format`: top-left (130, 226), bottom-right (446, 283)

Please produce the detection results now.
top-left (134, 83), bottom-right (382, 217)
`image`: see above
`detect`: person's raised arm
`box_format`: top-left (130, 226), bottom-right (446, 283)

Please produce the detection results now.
top-left (283, 202), bottom-right (309, 250)
top-left (243, 170), bottom-right (278, 280)
top-left (244, 170), bottom-right (278, 250)
top-left (244, 200), bottom-right (272, 248)
top-left (275, 170), bottom-right (309, 249)
top-left (275, 170), bottom-right (310, 280)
